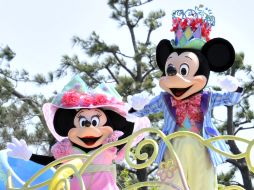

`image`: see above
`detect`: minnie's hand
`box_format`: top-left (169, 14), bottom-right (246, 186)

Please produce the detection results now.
top-left (6, 138), bottom-right (32, 161)
top-left (217, 75), bottom-right (239, 92)
top-left (127, 92), bottom-right (150, 111)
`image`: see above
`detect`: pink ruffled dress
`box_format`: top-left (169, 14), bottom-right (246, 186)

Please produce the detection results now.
top-left (51, 131), bottom-right (125, 190)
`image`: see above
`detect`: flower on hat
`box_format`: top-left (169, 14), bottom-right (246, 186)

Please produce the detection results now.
top-left (170, 6), bottom-right (215, 48)
top-left (60, 89), bottom-right (124, 108)
top-left (93, 94), bottom-right (108, 105)
top-left (171, 17), bottom-right (211, 41)
top-left (110, 97), bottom-right (124, 105)
top-left (201, 22), bottom-right (211, 41)
top-left (61, 90), bottom-right (80, 107)
top-left (80, 93), bottom-right (94, 106)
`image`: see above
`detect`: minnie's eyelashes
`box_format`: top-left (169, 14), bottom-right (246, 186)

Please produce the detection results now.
top-left (77, 115), bottom-right (87, 120)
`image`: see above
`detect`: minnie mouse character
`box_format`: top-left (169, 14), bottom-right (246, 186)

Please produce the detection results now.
top-left (128, 6), bottom-right (243, 190)
top-left (7, 76), bottom-right (150, 190)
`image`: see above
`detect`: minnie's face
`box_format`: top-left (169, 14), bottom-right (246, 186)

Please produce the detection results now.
top-left (159, 52), bottom-right (207, 100)
top-left (68, 108), bottom-right (113, 148)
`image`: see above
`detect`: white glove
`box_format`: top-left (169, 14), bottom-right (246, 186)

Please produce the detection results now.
top-left (6, 138), bottom-right (32, 161)
top-left (125, 113), bottom-right (139, 122)
top-left (127, 92), bottom-right (150, 111)
top-left (217, 75), bottom-right (239, 92)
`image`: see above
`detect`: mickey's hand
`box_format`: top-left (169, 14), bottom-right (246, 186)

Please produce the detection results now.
top-left (217, 75), bottom-right (239, 92)
top-left (127, 92), bottom-right (150, 111)
top-left (125, 113), bottom-right (139, 122)
top-left (6, 138), bottom-right (32, 161)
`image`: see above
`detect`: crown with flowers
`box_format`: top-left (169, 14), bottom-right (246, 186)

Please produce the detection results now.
top-left (170, 5), bottom-right (215, 49)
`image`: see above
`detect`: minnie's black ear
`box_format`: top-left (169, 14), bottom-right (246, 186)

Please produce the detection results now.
top-left (201, 38), bottom-right (235, 72)
top-left (53, 108), bottom-right (77, 137)
top-left (156, 39), bottom-right (174, 72)
top-left (104, 110), bottom-right (134, 150)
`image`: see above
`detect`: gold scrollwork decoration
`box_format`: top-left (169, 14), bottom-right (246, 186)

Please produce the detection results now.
top-left (5, 128), bottom-right (253, 190)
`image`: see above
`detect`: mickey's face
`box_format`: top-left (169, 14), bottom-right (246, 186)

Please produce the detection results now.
top-left (156, 38), bottom-right (235, 100)
top-left (68, 108), bottom-right (113, 148)
top-left (159, 52), bottom-right (207, 100)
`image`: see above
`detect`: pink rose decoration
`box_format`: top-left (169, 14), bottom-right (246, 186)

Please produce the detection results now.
top-left (61, 90), bottom-right (80, 107)
top-left (109, 97), bottom-right (124, 105)
top-left (93, 94), bottom-right (108, 105)
top-left (80, 94), bottom-right (94, 106)
top-left (51, 139), bottom-right (73, 159)
top-left (170, 17), bottom-right (211, 41)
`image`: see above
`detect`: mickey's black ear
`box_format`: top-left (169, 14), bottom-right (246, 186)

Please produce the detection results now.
top-left (156, 39), bottom-right (174, 71)
top-left (201, 38), bottom-right (235, 72)
top-left (53, 108), bottom-right (77, 137)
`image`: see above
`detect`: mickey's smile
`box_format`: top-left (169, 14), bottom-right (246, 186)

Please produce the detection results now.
top-left (170, 86), bottom-right (192, 97)
top-left (79, 136), bottom-right (102, 146)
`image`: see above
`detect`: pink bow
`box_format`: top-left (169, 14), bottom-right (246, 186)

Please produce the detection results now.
top-left (171, 94), bottom-right (203, 126)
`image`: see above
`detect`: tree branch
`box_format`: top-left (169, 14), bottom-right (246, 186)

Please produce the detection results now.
top-left (133, 16), bottom-right (142, 28)
top-left (124, 0), bottom-right (138, 53)
top-left (226, 158), bottom-right (243, 169)
top-left (228, 181), bottom-right (244, 188)
top-left (11, 89), bottom-right (40, 107)
top-left (61, 56), bottom-right (101, 83)
top-left (145, 28), bottom-right (152, 46)
top-left (128, 0), bottom-right (153, 8)
top-left (141, 67), bottom-right (155, 81)
top-left (147, 165), bottom-right (158, 175)
top-left (234, 126), bottom-right (254, 135)
top-left (227, 106), bottom-right (242, 155)
top-left (112, 53), bottom-right (136, 79)
top-left (5, 86), bottom-right (47, 128)
top-left (105, 65), bottom-right (119, 84)
top-left (233, 118), bottom-right (251, 127)
top-left (116, 51), bottom-right (133, 59)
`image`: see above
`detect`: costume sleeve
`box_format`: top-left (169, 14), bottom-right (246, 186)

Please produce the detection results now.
top-left (209, 88), bottom-right (243, 108)
top-left (134, 94), bottom-right (163, 117)
top-left (30, 154), bottom-right (55, 165)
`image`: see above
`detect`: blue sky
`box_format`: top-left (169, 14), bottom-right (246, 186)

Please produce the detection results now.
top-left (0, 0), bottom-right (253, 179)
top-left (0, 0), bottom-right (253, 79)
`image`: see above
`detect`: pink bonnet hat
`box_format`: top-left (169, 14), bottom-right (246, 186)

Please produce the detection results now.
top-left (43, 75), bottom-right (128, 142)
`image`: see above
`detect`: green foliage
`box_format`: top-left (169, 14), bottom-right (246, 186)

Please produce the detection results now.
top-left (215, 52), bottom-right (254, 189)
top-left (119, 168), bottom-right (134, 188)
top-left (218, 167), bottom-right (237, 186)
top-left (144, 10), bottom-right (165, 31)
top-left (0, 45), bottom-right (55, 152)
top-left (0, 46), bottom-right (15, 62)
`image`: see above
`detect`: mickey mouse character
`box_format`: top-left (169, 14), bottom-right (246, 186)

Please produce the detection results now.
top-left (7, 76), bottom-right (150, 190)
top-left (128, 7), bottom-right (243, 190)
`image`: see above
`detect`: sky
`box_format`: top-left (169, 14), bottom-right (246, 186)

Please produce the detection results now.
top-left (0, 0), bottom-right (253, 83)
top-left (0, 0), bottom-right (253, 182)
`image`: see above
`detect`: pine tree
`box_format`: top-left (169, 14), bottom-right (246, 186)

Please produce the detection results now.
top-left (216, 52), bottom-right (254, 189)
top-left (0, 45), bottom-right (55, 152)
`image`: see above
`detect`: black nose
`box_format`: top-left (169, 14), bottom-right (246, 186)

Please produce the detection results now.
top-left (84, 120), bottom-right (91, 127)
top-left (166, 65), bottom-right (177, 76)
